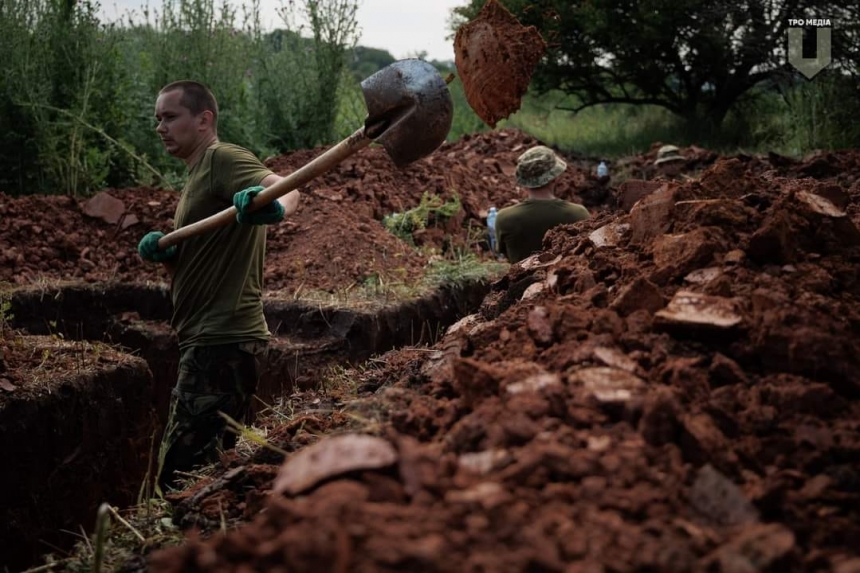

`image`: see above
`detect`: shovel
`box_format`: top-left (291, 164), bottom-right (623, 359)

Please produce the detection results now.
top-left (155, 59), bottom-right (453, 251)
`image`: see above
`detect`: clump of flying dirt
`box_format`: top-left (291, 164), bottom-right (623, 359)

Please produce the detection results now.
top-left (454, 0), bottom-right (546, 127)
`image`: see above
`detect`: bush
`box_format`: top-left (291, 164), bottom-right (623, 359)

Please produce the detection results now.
top-left (0, 0), bottom-right (129, 195)
top-left (0, 0), bottom-right (359, 196)
top-left (383, 192), bottom-right (461, 244)
top-left (780, 71), bottom-right (860, 154)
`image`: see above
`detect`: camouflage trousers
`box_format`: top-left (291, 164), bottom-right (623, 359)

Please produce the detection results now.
top-left (158, 341), bottom-right (267, 490)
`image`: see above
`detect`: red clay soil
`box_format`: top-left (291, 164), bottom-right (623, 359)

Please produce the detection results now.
top-left (3, 131), bottom-right (859, 296)
top-left (0, 188), bottom-right (428, 294)
top-left (140, 150), bottom-right (860, 572)
top-left (454, 0), bottom-right (547, 128)
top-left (0, 130), bottom-right (609, 294)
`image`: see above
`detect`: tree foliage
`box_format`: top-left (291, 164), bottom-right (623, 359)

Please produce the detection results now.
top-left (452, 0), bottom-right (860, 129)
top-left (347, 46), bottom-right (396, 81)
top-left (0, 0), bottom-right (359, 195)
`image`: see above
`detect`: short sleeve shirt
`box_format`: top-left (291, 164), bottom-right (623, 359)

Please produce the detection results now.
top-left (495, 198), bottom-right (590, 263)
top-left (170, 143), bottom-right (274, 349)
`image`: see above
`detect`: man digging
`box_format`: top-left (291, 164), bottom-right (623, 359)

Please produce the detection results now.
top-left (137, 81), bottom-right (300, 490)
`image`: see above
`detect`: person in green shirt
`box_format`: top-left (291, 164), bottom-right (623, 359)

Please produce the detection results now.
top-left (495, 145), bottom-right (590, 263)
top-left (136, 80), bottom-right (300, 490)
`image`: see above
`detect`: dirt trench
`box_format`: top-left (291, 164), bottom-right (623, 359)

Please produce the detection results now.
top-left (0, 279), bottom-right (490, 570)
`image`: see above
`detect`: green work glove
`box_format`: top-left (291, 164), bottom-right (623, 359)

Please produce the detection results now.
top-left (138, 231), bottom-right (178, 263)
top-left (233, 186), bottom-right (285, 225)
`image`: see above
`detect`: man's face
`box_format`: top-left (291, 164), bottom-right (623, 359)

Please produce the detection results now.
top-left (656, 160), bottom-right (684, 178)
top-left (154, 89), bottom-right (206, 159)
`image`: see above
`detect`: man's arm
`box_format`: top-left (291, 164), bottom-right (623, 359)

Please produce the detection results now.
top-left (495, 225), bottom-right (509, 261)
top-left (260, 173), bottom-right (300, 217)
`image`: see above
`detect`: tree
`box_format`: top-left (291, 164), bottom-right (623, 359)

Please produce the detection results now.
top-left (452, 0), bottom-right (860, 131)
top-left (348, 46), bottom-right (396, 81)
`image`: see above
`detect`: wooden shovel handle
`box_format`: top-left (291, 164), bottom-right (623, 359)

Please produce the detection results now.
top-left (157, 126), bottom-right (372, 251)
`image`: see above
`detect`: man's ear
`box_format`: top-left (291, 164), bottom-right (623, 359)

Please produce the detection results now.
top-left (198, 110), bottom-right (215, 132)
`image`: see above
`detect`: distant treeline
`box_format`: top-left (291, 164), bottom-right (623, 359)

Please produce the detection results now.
top-left (2, 0), bottom-right (857, 197)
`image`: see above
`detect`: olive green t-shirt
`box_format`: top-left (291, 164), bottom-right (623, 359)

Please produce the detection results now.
top-left (495, 198), bottom-right (590, 263)
top-left (171, 142), bottom-right (274, 349)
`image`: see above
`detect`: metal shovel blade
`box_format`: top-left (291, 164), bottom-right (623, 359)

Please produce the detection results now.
top-left (361, 59), bottom-right (453, 167)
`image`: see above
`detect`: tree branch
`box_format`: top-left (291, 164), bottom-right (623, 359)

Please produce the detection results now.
top-left (556, 96), bottom-right (679, 115)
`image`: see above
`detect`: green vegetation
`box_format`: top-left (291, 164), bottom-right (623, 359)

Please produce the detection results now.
top-left (452, 0), bottom-right (860, 136)
top-left (424, 252), bottom-right (507, 290)
top-left (382, 192), bottom-right (462, 244)
top-left (501, 70), bottom-right (860, 158)
top-left (0, 0), bottom-right (359, 196)
top-left (2, 0), bottom-right (858, 197)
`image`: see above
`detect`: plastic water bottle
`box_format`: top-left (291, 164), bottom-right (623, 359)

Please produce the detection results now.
top-left (597, 161), bottom-right (608, 178)
top-left (486, 207), bottom-right (497, 253)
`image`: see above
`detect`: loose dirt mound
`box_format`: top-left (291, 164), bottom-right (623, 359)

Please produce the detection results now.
top-left (616, 143), bottom-right (860, 190)
top-left (266, 129), bottom-right (610, 224)
top-left (0, 129), bottom-right (610, 293)
top-left (148, 153), bottom-right (860, 572)
top-left (4, 132), bottom-right (858, 294)
top-left (0, 189), bottom-right (428, 293)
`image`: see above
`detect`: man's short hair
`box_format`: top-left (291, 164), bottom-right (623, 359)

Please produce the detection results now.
top-left (160, 80), bottom-right (219, 124)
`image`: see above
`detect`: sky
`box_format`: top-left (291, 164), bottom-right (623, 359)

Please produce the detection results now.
top-left (100, 0), bottom-right (465, 62)
top-left (353, 0), bottom-right (464, 61)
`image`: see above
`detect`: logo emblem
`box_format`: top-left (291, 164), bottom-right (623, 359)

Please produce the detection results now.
top-left (787, 25), bottom-right (832, 79)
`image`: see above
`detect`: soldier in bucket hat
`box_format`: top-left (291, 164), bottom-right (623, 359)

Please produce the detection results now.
top-left (494, 145), bottom-right (590, 263)
top-left (651, 144), bottom-right (686, 179)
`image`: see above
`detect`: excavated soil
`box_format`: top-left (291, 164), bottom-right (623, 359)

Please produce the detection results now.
top-left (454, 0), bottom-right (546, 128)
top-left (142, 149), bottom-right (860, 572)
top-left (5, 131), bottom-right (860, 572)
top-left (2, 133), bottom-right (857, 294)
top-left (0, 130), bottom-right (605, 293)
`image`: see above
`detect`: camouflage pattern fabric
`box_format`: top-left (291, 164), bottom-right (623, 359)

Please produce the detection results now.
top-left (515, 145), bottom-right (567, 188)
top-left (158, 341), bottom-right (267, 490)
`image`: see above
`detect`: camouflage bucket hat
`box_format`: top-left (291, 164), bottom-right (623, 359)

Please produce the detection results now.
top-left (654, 144), bottom-right (684, 166)
top-left (516, 145), bottom-right (567, 188)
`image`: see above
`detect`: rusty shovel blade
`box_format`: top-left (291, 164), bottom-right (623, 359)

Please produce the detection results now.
top-left (361, 59), bottom-right (453, 167)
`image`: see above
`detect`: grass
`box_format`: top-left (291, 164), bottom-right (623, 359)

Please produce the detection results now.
top-left (382, 192), bottom-right (462, 245)
top-left (503, 92), bottom-right (684, 159)
top-left (24, 497), bottom-right (183, 573)
top-left (423, 252), bottom-right (507, 290)
top-left (267, 251), bottom-right (506, 310)
top-left (499, 72), bottom-right (860, 159)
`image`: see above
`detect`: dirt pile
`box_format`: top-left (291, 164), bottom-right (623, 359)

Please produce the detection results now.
top-left (0, 188), bottom-right (429, 293)
top-left (264, 128), bottom-right (609, 224)
top-left (614, 142), bottom-right (721, 181)
top-left (614, 143), bottom-right (860, 192)
top-left (5, 135), bottom-right (854, 295)
top-left (149, 153), bottom-right (860, 572)
top-left (0, 130), bottom-right (609, 293)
